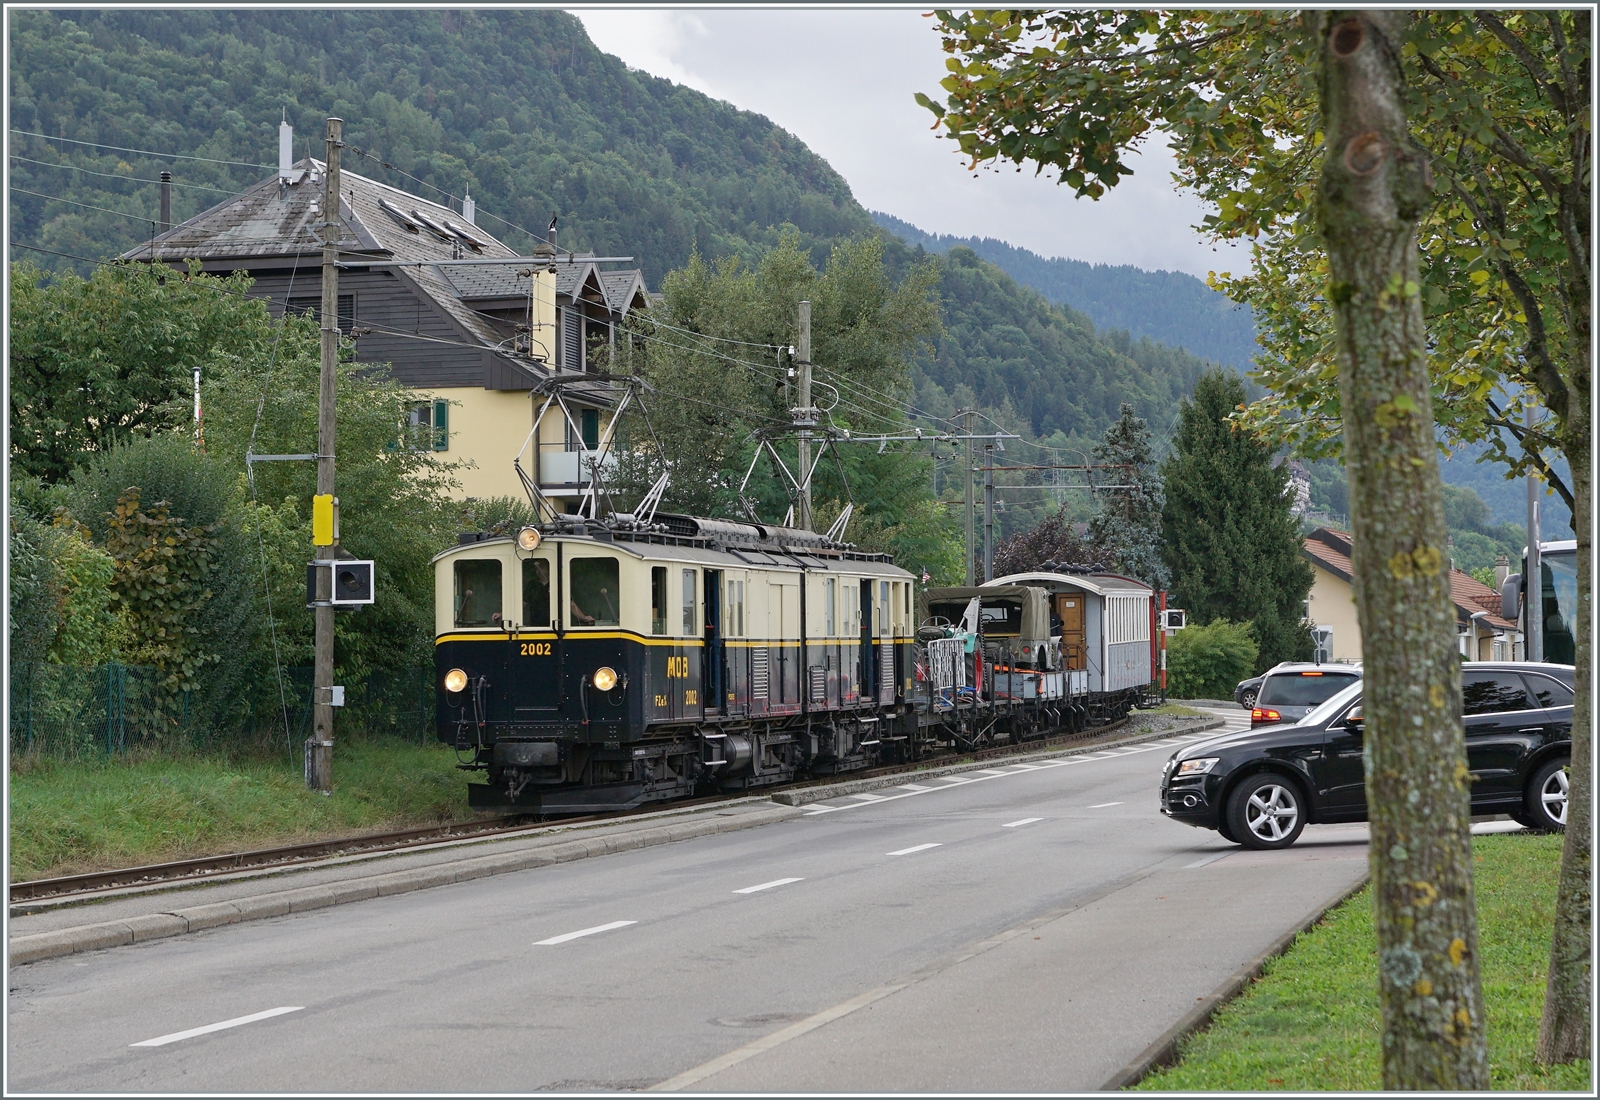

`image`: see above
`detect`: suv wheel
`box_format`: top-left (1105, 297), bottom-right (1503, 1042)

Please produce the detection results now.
top-left (1523, 758), bottom-right (1570, 832)
top-left (1228, 774), bottom-right (1306, 850)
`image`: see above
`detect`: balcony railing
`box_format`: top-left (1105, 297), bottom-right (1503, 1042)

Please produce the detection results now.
top-left (538, 445), bottom-right (617, 487)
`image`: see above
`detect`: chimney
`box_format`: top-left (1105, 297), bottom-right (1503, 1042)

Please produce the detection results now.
top-left (279, 110), bottom-right (294, 182)
top-left (1494, 553), bottom-right (1510, 588)
top-left (547, 214), bottom-right (558, 252)
top-left (462, 188), bottom-right (475, 226)
top-left (159, 171), bottom-right (171, 234)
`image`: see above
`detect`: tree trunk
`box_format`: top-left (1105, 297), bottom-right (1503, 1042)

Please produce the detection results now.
top-left (1537, 224), bottom-right (1592, 1061)
top-left (1314, 11), bottom-right (1488, 1089)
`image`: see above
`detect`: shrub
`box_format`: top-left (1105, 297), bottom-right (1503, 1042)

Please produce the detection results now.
top-left (1166, 619), bottom-right (1260, 699)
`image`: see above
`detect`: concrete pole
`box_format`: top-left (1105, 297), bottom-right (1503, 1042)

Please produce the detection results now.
top-left (795, 300), bottom-right (814, 531)
top-left (308, 117), bottom-right (342, 793)
top-left (982, 442), bottom-right (995, 582)
top-left (963, 409), bottom-right (975, 586)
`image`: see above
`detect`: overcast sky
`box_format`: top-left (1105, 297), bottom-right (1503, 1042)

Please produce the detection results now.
top-left (575, 7), bottom-right (1243, 279)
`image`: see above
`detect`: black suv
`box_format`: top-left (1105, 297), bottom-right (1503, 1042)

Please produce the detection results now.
top-left (1161, 662), bottom-right (1574, 849)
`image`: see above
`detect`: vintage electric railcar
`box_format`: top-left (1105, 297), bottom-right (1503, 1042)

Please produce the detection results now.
top-left (434, 514), bottom-right (918, 813)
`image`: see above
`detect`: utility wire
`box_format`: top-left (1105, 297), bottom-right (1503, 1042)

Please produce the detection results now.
top-left (11, 187), bottom-right (165, 225)
top-left (9, 129), bottom-right (275, 168)
top-left (10, 154), bottom-right (253, 196)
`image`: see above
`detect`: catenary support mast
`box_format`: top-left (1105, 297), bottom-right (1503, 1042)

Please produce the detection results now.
top-left (308, 117), bottom-right (342, 793)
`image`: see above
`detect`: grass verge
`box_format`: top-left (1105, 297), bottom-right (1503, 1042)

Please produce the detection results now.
top-left (9, 739), bottom-right (487, 881)
top-left (1133, 832), bottom-right (1590, 1091)
top-left (1139, 703), bottom-right (1205, 718)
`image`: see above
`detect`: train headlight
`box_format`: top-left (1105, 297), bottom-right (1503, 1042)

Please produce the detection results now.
top-left (591, 666), bottom-right (618, 692)
top-left (516, 526), bottom-right (541, 551)
top-left (444, 668), bottom-right (469, 694)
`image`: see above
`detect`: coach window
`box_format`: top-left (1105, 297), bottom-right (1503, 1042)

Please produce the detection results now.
top-left (879, 581), bottom-right (889, 634)
top-left (825, 577), bottom-right (837, 636)
top-left (681, 569), bottom-right (697, 635)
top-left (651, 567), bottom-right (668, 635)
top-left (454, 559), bottom-right (502, 627)
top-left (522, 557), bottom-right (551, 627)
top-left (569, 558), bottom-right (619, 627)
top-left (734, 579), bottom-right (746, 637)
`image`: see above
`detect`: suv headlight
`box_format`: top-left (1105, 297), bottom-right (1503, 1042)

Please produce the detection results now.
top-left (1175, 757), bottom-right (1219, 777)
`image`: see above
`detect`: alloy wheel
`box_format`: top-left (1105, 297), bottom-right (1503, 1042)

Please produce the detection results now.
top-left (1245, 784), bottom-right (1299, 843)
top-left (1541, 767), bottom-right (1569, 826)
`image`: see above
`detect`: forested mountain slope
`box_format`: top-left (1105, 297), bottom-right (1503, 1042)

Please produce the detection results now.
top-left (10, 7), bottom-right (1214, 446)
top-left (873, 212), bottom-right (1259, 370)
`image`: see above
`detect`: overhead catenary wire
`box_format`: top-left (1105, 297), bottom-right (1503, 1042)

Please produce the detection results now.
top-left (10, 154), bottom-right (255, 196)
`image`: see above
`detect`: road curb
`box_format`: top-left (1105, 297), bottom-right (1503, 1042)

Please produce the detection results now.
top-left (772, 717), bottom-right (1226, 807)
top-left (8, 803), bottom-right (803, 967)
top-left (1099, 871), bottom-right (1373, 1090)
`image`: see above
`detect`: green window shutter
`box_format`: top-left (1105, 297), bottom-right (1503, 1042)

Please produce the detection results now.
top-left (433, 400), bottom-right (449, 451)
top-left (581, 408), bottom-right (599, 449)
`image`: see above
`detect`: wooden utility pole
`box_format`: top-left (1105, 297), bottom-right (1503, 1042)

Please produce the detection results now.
top-left (794, 300), bottom-right (815, 531)
top-left (982, 442), bottom-right (995, 582)
top-left (308, 117), bottom-right (342, 793)
top-left (962, 409), bottom-right (975, 585)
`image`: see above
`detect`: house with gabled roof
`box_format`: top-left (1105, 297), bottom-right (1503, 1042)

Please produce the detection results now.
top-left (123, 129), bottom-right (649, 510)
top-left (1302, 527), bottom-right (1521, 662)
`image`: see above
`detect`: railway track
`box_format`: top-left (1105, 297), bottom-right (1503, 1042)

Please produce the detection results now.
top-left (10, 714), bottom-right (1139, 908)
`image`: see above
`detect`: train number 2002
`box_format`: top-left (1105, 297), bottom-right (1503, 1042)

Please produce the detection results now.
top-left (519, 642), bottom-right (552, 656)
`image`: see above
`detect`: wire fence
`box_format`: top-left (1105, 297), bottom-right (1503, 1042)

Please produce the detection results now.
top-left (8, 662), bottom-right (437, 760)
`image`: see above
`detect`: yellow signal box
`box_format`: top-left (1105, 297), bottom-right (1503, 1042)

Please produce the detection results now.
top-left (312, 494), bottom-right (338, 546)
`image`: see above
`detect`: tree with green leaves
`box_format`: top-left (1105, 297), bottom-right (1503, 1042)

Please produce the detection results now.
top-left (9, 260), bottom-right (275, 483)
top-left (1087, 402), bottom-right (1168, 590)
top-left (609, 230), bottom-right (961, 580)
top-left (1159, 372), bottom-right (1312, 671)
top-left (924, 13), bottom-right (1589, 1059)
top-left (922, 12), bottom-right (1517, 1081)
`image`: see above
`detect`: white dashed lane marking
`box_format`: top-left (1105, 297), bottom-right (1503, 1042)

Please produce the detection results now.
top-left (733, 877), bottom-right (804, 894)
top-left (1088, 801), bottom-right (1124, 809)
top-left (1001, 818), bottom-right (1042, 828)
top-left (534, 920), bottom-right (637, 946)
top-left (131, 1007), bottom-right (303, 1048)
top-left (887, 843), bottom-right (942, 856)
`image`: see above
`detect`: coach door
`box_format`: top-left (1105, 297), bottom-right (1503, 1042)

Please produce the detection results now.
top-left (859, 580), bottom-right (875, 701)
top-left (703, 568), bottom-right (725, 716)
top-left (1057, 594), bottom-right (1086, 670)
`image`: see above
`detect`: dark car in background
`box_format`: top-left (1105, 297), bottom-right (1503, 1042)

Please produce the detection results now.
top-left (1161, 663), bottom-right (1574, 849)
top-left (1250, 664), bottom-right (1362, 725)
top-left (1234, 674), bottom-right (1263, 710)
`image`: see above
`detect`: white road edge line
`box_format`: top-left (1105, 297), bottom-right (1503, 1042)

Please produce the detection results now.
top-left (534, 920), bottom-right (637, 945)
top-left (131, 1007), bottom-right (303, 1048)
top-left (733, 877), bottom-right (804, 894)
top-left (1088, 801), bottom-right (1124, 809)
top-left (1001, 818), bottom-right (1042, 828)
top-left (887, 843), bottom-right (942, 856)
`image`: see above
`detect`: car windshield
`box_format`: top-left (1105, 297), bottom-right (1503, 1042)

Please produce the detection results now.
top-left (1299, 680), bottom-right (1365, 726)
top-left (1259, 671), bottom-right (1361, 707)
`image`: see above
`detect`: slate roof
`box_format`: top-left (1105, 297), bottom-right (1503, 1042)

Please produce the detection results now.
top-left (1302, 528), bottom-right (1516, 631)
top-left (124, 159), bottom-right (649, 387)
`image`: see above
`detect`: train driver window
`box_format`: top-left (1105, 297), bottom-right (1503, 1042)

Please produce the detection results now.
top-left (454, 559), bottom-right (502, 627)
top-left (569, 558), bottom-right (619, 627)
top-left (825, 577), bottom-right (837, 635)
top-left (522, 557), bottom-right (551, 627)
top-left (651, 567), bottom-right (668, 635)
top-left (682, 569), bottom-right (696, 635)
top-left (879, 581), bottom-right (889, 634)
top-left (736, 579), bottom-right (746, 637)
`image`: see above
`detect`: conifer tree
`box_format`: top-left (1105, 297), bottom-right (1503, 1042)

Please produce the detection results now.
top-left (1087, 403), bottom-right (1168, 589)
top-left (1160, 371), bottom-right (1313, 669)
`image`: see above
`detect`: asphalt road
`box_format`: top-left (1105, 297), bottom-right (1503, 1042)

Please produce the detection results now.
top-left (7, 706), bottom-right (1376, 1092)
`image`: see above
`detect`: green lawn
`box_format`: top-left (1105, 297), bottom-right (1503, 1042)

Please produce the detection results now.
top-left (9, 739), bottom-right (489, 880)
top-left (1134, 832), bottom-right (1591, 1091)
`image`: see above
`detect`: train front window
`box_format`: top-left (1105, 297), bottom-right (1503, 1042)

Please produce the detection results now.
top-left (682, 569), bottom-right (696, 634)
top-left (651, 567), bottom-right (668, 635)
top-left (522, 557), bottom-right (551, 628)
top-left (570, 558), bottom-right (619, 627)
top-left (454, 559), bottom-right (502, 627)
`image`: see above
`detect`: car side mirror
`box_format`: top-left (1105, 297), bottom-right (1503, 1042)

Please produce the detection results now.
top-left (1344, 705), bottom-right (1365, 732)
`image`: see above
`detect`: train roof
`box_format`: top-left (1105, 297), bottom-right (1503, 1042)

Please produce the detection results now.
top-left (985, 571), bottom-right (1153, 597)
top-left (432, 526), bottom-right (909, 576)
